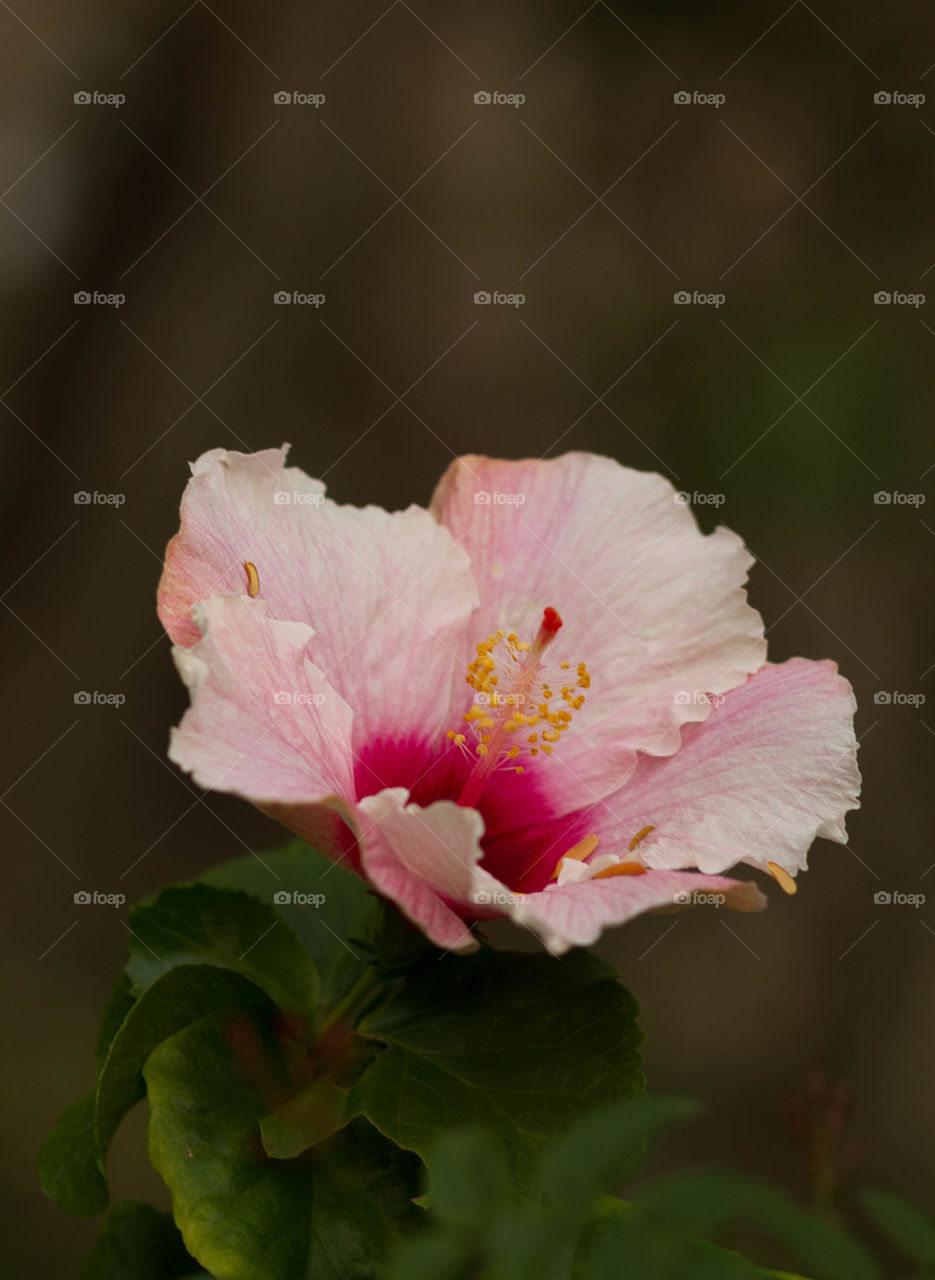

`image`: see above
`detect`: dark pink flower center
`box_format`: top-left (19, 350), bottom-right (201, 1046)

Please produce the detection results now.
top-left (354, 609), bottom-right (592, 894)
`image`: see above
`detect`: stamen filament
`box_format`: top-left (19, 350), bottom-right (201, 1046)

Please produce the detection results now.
top-left (457, 607), bottom-right (564, 809)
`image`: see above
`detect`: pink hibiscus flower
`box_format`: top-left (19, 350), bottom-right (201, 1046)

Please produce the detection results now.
top-left (157, 447), bottom-right (860, 954)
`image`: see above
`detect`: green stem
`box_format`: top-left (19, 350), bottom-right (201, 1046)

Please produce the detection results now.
top-left (317, 965), bottom-right (385, 1038)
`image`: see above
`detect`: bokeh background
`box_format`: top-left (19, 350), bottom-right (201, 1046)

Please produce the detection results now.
top-left (2, 0), bottom-right (933, 1271)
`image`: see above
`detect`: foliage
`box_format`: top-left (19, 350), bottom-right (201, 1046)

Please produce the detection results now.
top-left (37, 839), bottom-right (934, 1279)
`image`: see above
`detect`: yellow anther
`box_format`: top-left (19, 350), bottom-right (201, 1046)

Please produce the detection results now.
top-left (244, 561), bottom-right (260, 596)
top-left (628, 824), bottom-right (655, 852)
top-left (593, 860), bottom-right (647, 880)
top-left (447, 611), bottom-right (589, 788)
top-left (549, 833), bottom-right (600, 881)
top-left (564, 834), bottom-right (599, 862)
top-left (767, 862), bottom-right (797, 895)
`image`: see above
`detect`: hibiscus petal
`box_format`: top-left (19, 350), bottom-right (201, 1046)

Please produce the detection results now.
top-left (159, 446), bottom-right (480, 755)
top-left (514, 870), bottom-right (766, 954)
top-left (353, 790), bottom-right (508, 952)
top-left (159, 446), bottom-right (325, 646)
top-left (429, 453), bottom-right (766, 809)
top-left (583, 658), bottom-right (860, 879)
top-left (169, 594), bottom-right (356, 807)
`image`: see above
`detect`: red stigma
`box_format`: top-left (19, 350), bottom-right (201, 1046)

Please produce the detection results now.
top-left (541, 606), bottom-right (563, 634)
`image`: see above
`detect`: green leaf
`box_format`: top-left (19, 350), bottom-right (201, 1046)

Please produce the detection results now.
top-left (349, 948), bottom-right (643, 1203)
top-left (38, 1091), bottom-right (109, 1219)
top-left (858, 1188), bottom-right (935, 1265)
top-left (259, 1077), bottom-right (350, 1160)
top-left (40, 964), bottom-right (276, 1217)
top-left (79, 1199), bottom-right (203, 1278)
top-left (95, 972), bottom-right (137, 1072)
top-left (145, 1010), bottom-right (423, 1280)
top-left (126, 883), bottom-right (319, 1014)
top-left (588, 1217), bottom-right (776, 1280)
top-left (632, 1169), bottom-right (879, 1280)
top-left (201, 840), bottom-right (377, 1004)
top-left (423, 1128), bottom-right (511, 1228)
top-left (384, 1232), bottom-right (470, 1280)
top-left (543, 1096), bottom-right (700, 1216)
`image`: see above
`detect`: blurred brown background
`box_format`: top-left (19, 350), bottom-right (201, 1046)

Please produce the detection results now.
top-left (2, 0), bottom-right (933, 1272)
